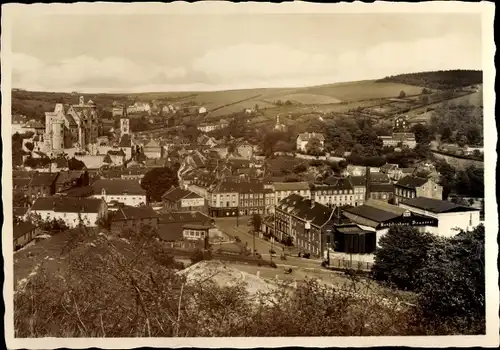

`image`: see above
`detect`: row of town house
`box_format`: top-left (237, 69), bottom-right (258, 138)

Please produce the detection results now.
top-left (178, 170), bottom-right (443, 218)
top-left (266, 194), bottom-right (480, 262)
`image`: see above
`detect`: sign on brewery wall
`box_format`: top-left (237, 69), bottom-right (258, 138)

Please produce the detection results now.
top-left (378, 214), bottom-right (438, 228)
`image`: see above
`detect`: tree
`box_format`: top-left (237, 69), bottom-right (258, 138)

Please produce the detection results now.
top-left (372, 226), bottom-right (437, 291)
top-left (411, 124), bottom-right (432, 145)
top-left (466, 126), bottom-right (482, 145)
top-left (248, 213), bottom-right (262, 233)
top-left (415, 225), bottom-right (485, 333)
top-left (274, 140), bottom-right (294, 153)
top-left (141, 167), bottom-right (179, 202)
top-left (399, 90), bottom-right (406, 98)
top-left (351, 143), bottom-right (364, 156)
top-left (68, 157), bottom-right (86, 170)
top-left (457, 135), bottom-right (468, 148)
top-left (293, 164), bottom-right (307, 174)
top-left (440, 126), bottom-right (453, 143)
top-left (306, 138), bottom-right (322, 155)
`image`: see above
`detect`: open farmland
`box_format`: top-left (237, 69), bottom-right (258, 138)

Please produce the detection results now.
top-left (296, 80), bottom-right (425, 102)
top-left (263, 92), bottom-right (342, 105)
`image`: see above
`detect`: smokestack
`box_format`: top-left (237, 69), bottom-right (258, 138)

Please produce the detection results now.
top-left (365, 166), bottom-right (371, 201)
top-left (310, 199), bottom-right (315, 209)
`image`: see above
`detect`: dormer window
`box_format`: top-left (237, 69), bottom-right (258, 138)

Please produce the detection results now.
top-left (101, 188), bottom-right (106, 196)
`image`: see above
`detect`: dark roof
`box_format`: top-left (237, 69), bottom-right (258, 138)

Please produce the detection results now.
top-left (380, 163), bottom-right (398, 172)
top-left (14, 178), bottom-right (31, 188)
top-left (348, 176), bottom-right (366, 187)
top-left (13, 207), bottom-right (29, 217)
top-left (343, 205), bottom-right (401, 223)
top-left (401, 197), bottom-right (479, 213)
top-left (65, 114), bottom-right (77, 127)
top-left (29, 172), bottom-right (59, 187)
top-left (277, 194), bottom-right (333, 227)
top-left (369, 183), bottom-right (394, 193)
top-left (370, 173), bottom-right (391, 183)
top-left (31, 196), bottom-right (104, 213)
top-left (183, 224), bottom-right (211, 230)
top-left (113, 205), bottom-right (158, 221)
top-left (13, 222), bottom-right (37, 240)
top-left (108, 149), bottom-right (126, 157)
top-left (119, 134), bottom-right (132, 147)
top-left (215, 181), bottom-right (264, 194)
top-left (313, 178), bottom-right (353, 192)
top-left (13, 171), bottom-right (33, 179)
top-left (334, 224), bottom-right (371, 235)
top-left (162, 187), bottom-right (192, 202)
top-left (53, 157), bottom-right (69, 169)
top-left (228, 159), bottom-right (250, 169)
top-left (92, 179), bottom-right (146, 195)
top-left (55, 171), bottom-right (84, 185)
top-left (157, 211), bottom-right (213, 241)
top-left (396, 176), bottom-right (429, 189)
top-left (61, 185), bottom-right (94, 198)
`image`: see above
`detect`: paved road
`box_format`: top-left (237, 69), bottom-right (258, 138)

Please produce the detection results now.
top-left (215, 216), bottom-right (373, 272)
top-left (215, 217), bottom-right (329, 270)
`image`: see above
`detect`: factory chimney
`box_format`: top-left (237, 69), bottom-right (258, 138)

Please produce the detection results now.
top-left (365, 166), bottom-right (371, 201)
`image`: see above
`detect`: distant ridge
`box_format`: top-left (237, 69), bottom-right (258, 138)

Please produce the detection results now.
top-left (377, 69), bottom-right (482, 90)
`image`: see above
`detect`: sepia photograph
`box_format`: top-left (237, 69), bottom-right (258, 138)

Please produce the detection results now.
top-left (1, 1), bottom-right (497, 348)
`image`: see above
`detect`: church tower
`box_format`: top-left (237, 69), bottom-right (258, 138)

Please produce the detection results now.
top-left (120, 105), bottom-right (130, 136)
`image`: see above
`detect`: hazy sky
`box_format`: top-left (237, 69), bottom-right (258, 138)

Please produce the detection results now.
top-left (11, 13), bottom-right (482, 92)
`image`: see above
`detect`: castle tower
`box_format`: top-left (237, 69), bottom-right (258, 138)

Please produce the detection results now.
top-left (79, 96), bottom-right (85, 106)
top-left (51, 119), bottom-right (65, 152)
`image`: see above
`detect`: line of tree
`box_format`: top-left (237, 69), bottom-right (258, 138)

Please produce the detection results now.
top-left (15, 222), bottom-right (476, 337)
top-left (372, 224), bottom-right (485, 334)
top-left (376, 70), bottom-right (483, 90)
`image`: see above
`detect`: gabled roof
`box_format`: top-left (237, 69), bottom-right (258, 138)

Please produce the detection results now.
top-left (31, 196), bottom-right (104, 213)
top-left (380, 163), bottom-right (399, 172)
top-left (13, 207), bottom-right (29, 218)
top-left (276, 194), bottom-right (333, 228)
top-left (55, 170), bottom-right (84, 185)
top-left (343, 205), bottom-right (401, 223)
top-left (14, 178), bottom-right (32, 188)
top-left (119, 134), bottom-right (132, 147)
top-left (13, 222), bottom-right (37, 240)
top-left (162, 187), bottom-right (192, 202)
top-left (369, 183), bottom-right (394, 193)
top-left (297, 132), bottom-right (325, 142)
top-left (113, 205), bottom-right (158, 221)
top-left (91, 179), bottom-right (146, 195)
top-left (313, 178), bottom-right (353, 192)
top-left (396, 175), bottom-right (429, 189)
top-left (158, 211), bottom-right (213, 241)
top-left (273, 182), bottom-right (311, 192)
top-left (108, 149), bottom-right (126, 157)
top-left (64, 114), bottom-right (77, 127)
top-left (401, 197), bottom-right (479, 214)
top-left (145, 139), bottom-right (160, 148)
top-left (29, 172), bottom-right (59, 187)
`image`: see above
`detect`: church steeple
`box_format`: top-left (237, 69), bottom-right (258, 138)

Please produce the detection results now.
top-left (123, 104), bottom-right (128, 117)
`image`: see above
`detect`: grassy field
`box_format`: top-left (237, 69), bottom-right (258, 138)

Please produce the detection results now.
top-left (11, 79), bottom-right (428, 123)
top-left (297, 80), bottom-right (424, 102)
